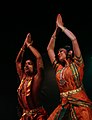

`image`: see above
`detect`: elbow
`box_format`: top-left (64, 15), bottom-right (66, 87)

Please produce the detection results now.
top-left (15, 58), bottom-right (18, 63)
top-left (37, 54), bottom-right (42, 59)
top-left (15, 57), bottom-right (21, 64)
top-left (47, 46), bottom-right (53, 53)
top-left (47, 47), bottom-right (49, 51)
top-left (47, 46), bottom-right (51, 51)
top-left (15, 57), bottom-right (20, 63)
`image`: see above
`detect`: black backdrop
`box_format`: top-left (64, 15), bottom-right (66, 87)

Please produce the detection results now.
top-left (0, 1), bottom-right (92, 120)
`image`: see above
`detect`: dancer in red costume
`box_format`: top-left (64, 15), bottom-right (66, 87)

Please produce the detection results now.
top-left (16, 33), bottom-right (48, 120)
top-left (47, 14), bottom-right (92, 120)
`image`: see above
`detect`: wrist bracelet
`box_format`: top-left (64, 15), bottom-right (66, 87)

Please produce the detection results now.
top-left (72, 37), bottom-right (76, 41)
top-left (21, 48), bottom-right (25, 52)
top-left (52, 35), bottom-right (56, 39)
top-left (62, 26), bottom-right (66, 32)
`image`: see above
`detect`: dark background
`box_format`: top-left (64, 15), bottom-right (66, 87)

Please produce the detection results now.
top-left (0, 1), bottom-right (92, 120)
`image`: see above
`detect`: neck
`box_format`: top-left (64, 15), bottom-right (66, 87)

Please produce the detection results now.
top-left (25, 72), bottom-right (33, 77)
top-left (64, 59), bottom-right (69, 67)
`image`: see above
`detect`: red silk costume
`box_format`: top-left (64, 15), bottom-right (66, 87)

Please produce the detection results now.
top-left (48, 55), bottom-right (92, 120)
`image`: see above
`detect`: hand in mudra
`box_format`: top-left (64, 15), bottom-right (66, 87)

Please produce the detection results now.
top-left (27, 33), bottom-right (32, 43)
top-left (25, 33), bottom-right (33, 46)
top-left (56, 14), bottom-right (64, 27)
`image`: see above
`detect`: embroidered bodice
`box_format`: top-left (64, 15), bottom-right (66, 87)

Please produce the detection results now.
top-left (53, 55), bottom-right (84, 93)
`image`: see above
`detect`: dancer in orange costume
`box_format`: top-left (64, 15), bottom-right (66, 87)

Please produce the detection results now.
top-left (47, 14), bottom-right (92, 120)
top-left (16, 33), bottom-right (48, 120)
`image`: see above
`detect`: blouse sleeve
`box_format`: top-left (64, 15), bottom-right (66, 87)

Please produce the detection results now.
top-left (52, 58), bottom-right (59, 71)
top-left (73, 54), bottom-right (84, 67)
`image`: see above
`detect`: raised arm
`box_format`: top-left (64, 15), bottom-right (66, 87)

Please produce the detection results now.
top-left (47, 24), bottom-right (58, 64)
top-left (57, 14), bottom-right (81, 57)
top-left (15, 36), bottom-right (27, 80)
top-left (25, 33), bottom-right (44, 104)
top-left (25, 33), bottom-right (43, 74)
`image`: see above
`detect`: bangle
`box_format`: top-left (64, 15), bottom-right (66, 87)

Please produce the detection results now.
top-left (52, 35), bottom-right (56, 40)
top-left (62, 26), bottom-right (66, 32)
top-left (72, 37), bottom-right (76, 41)
top-left (20, 48), bottom-right (25, 52)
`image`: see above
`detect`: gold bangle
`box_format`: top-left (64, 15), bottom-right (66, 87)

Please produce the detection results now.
top-left (62, 27), bottom-right (66, 32)
top-left (72, 37), bottom-right (76, 41)
top-left (52, 35), bottom-right (56, 39)
top-left (20, 48), bottom-right (23, 51)
top-left (20, 48), bottom-right (25, 52)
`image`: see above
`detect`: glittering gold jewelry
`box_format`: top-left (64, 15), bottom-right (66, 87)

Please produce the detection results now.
top-left (52, 35), bottom-right (56, 40)
top-left (62, 26), bottom-right (66, 32)
top-left (20, 48), bottom-right (25, 52)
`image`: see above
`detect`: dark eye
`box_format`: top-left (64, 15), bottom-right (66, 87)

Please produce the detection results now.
top-left (59, 50), bottom-right (63, 53)
top-left (29, 62), bottom-right (33, 66)
top-left (60, 50), bottom-right (63, 52)
top-left (28, 62), bottom-right (31, 65)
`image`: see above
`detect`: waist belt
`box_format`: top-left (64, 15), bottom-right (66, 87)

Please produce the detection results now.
top-left (60, 86), bottom-right (82, 97)
top-left (22, 106), bottom-right (43, 117)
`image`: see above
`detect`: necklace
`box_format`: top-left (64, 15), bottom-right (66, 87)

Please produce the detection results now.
top-left (17, 76), bottom-right (33, 92)
top-left (60, 66), bottom-right (67, 86)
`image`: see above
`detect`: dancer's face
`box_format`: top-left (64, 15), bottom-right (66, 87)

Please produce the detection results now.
top-left (58, 48), bottom-right (67, 61)
top-left (24, 60), bottom-right (34, 74)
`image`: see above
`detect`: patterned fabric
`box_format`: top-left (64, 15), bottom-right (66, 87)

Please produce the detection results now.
top-left (48, 96), bottom-right (92, 120)
top-left (17, 77), bottom-right (48, 120)
top-left (20, 107), bottom-right (47, 120)
top-left (48, 55), bottom-right (92, 120)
